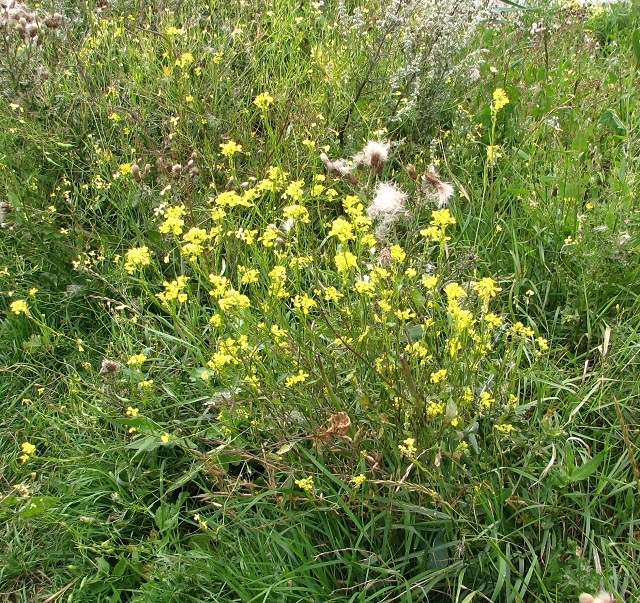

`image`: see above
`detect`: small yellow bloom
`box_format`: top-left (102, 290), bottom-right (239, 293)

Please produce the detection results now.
top-left (219, 140), bottom-right (242, 157)
top-left (126, 406), bottom-right (139, 417)
top-left (254, 91), bottom-right (274, 111)
top-left (349, 474), bottom-right (367, 489)
top-left (295, 476), bottom-right (314, 492)
top-left (9, 300), bottom-right (29, 315)
top-left (398, 437), bottom-right (417, 457)
top-left (124, 246), bottom-right (151, 273)
top-left (127, 353), bottom-right (147, 366)
top-left (479, 391), bottom-right (495, 410)
top-left (494, 423), bottom-right (515, 435)
top-left (285, 370), bottom-right (309, 387)
top-left (21, 442), bottom-right (36, 456)
top-left (491, 88), bottom-right (510, 112)
top-left (160, 433), bottom-right (171, 444)
top-left (429, 369), bottom-right (447, 384)
top-left (334, 251), bottom-right (358, 273)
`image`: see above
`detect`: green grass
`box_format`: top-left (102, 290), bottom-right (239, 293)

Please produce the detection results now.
top-left (1, 0), bottom-right (640, 601)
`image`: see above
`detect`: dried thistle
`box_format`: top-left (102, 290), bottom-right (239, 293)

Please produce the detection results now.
top-left (319, 152), bottom-right (358, 184)
top-left (100, 358), bottom-right (120, 374)
top-left (421, 165), bottom-right (454, 208)
top-left (353, 140), bottom-right (389, 174)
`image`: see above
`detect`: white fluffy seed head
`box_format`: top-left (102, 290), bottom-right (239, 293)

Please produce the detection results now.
top-left (366, 182), bottom-right (408, 221)
top-left (354, 140), bottom-right (389, 174)
top-left (421, 166), bottom-right (454, 208)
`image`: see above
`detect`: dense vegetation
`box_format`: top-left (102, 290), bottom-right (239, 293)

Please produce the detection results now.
top-left (1, 0), bottom-right (639, 601)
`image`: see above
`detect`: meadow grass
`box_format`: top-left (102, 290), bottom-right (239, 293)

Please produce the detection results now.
top-left (1, 0), bottom-right (639, 601)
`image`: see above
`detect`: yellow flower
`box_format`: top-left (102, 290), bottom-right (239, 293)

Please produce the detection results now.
top-left (124, 246), bottom-right (152, 274)
top-left (159, 205), bottom-right (186, 235)
top-left (491, 88), bottom-right (510, 112)
top-left (483, 312), bottom-right (503, 329)
top-left (334, 251), bottom-right (358, 273)
top-left (510, 322), bottom-right (535, 337)
top-left (350, 474), bottom-right (367, 489)
top-left (160, 433), bottom-right (171, 444)
top-left (479, 391), bottom-right (495, 410)
top-left (158, 276), bottom-right (189, 303)
top-left (430, 369), bottom-right (447, 384)
top-left (426, 400), bottom-right (446, 417)
top-left (328, 217), bottom-right (354, 243)
top-left (9, 300), bottom-right (29, 315)
top-left (219, 140), bottom-right (242, 157)
top-left (119, 163), bottom-right (131, 175)
top-left (127, 353), bottom-right (147, 366)
top-left (295, 476), bottom-right (314, 492)
top-left (21, 442), bottom-right (36, 456)
top-left (486, 145), bottom-right (502, 164)
top-left (431, 208), bottom-right (456, 228)
top-left (285, 370), bottom-right (309, 387)
top-left (176, 52), bottom-right (194, 68)
top-left (254, 91), bottom-right (274, 111)
top-left (283, 179), bottom-right (305, 201)
top-left (28, 288), bottom-right (38, 296)
top-left (239, 266), bottom-right (260, 285)
top-left (139, 380), bottom-right (154, 388)
top-left (494, 423), bottom-right (515, 435)
top-left (282, 204), bottom-right (310, 223)
top-left (422, 274), bottom-right (438, 289)
top-left (354, 279), bottom-right (375, 296)
top-left (126, 406), bottom-right (139, 417)
top-left (398, 437), bottom-right (417, 457)
top-left (389, 244), bottom-right (406, 263)
top-left (293, 294), bottom-right (316, 315)
top-left (473, 277), bottom-right (502, 303)
top-left (218, 289), bottom-right (251, 312)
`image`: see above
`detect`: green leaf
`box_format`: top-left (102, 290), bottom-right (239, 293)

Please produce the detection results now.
top-left (632, 29), bottom-right (640, 68)
top-left (599, 109), bottom-right (626, 135)
top-left (568, 450), bottom-right (606, 482)
top-left (20, 496), bottom-right (57, 518)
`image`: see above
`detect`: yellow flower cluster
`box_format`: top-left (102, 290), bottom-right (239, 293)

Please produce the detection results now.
top-left (20, 441), bottom-right (36, 463)
top-left (420, 208), bottom-right (456, 242)
top-left (159, 205), bottom-right (186, 236)
top-left (398, 437), bottom-right (417, 457)
top-left (254, 91), bottom-right (274, 111)
top-left (10, 299), bottom-right (29, 315)
top-left (158, 276), bottom-right (189, 303)
top-left (295, 476), bottom-right (314, 492)
top-left (127, 353), bottom-right (147, 366)
top-left (491, 88), bottom-right (510, 112)
top-left (285, 370), bottom-right (309, 387)
top-left (124, 246), bottom-right (151, 273)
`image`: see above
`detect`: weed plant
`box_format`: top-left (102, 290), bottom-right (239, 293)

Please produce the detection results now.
top-left (1, 0), bottom-right (639, 602)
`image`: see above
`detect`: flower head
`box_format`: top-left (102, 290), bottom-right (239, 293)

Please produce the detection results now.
top-left (254, 92), bottom-right (274, 111)
top-left (10, 300), bottom-right (29, 315)
top-left (491, 88), bottom-right (510, 112)
top-left (421, 166), bottom-right (454, 208)
top-left (366, 182), bottom-right (408, 222)
top-left (354, 140), bottom-right (389, 174)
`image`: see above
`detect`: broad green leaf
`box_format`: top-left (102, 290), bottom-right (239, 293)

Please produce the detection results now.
top-left (599, 109), bottom-right (626, 135)
top-left (568, 450), bottom-right (606, 482)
